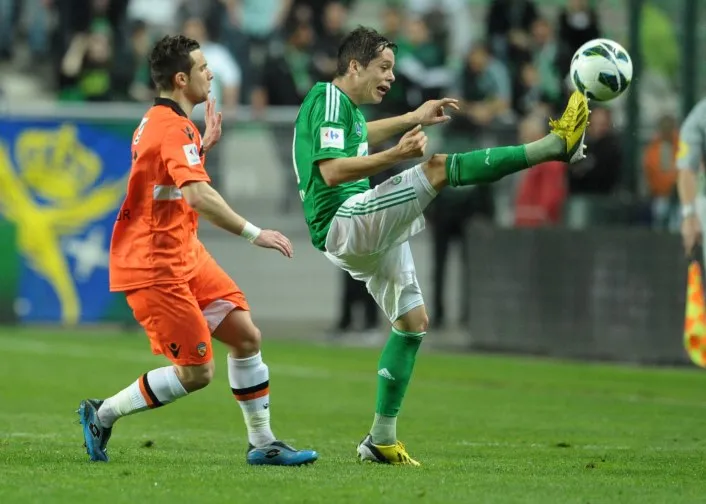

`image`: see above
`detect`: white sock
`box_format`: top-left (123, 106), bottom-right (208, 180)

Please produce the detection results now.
top-left (370, 414), bottom-right (397, 446)
top-left (228, 352), bottom-right (276, 448)
top-left (97, 366), bottom-right (188, 428)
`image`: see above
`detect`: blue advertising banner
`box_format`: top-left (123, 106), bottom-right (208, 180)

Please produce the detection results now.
top-left (0, 120), bottom-right (131, 324)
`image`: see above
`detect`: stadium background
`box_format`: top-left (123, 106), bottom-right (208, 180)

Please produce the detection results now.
top-left (0, 0), bottom-right (704, 363)
top-left (4, 3), bottom-right (706, 503)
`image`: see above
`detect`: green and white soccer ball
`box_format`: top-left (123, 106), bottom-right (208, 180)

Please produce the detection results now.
top-left (570, 38), bottom-right (633, 102)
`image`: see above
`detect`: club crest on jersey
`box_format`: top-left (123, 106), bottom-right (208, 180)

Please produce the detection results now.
top-left (355, 122), bottom-right (362, 137)
top-left (357, 142), bottom-right (368, 157)
top-left (196, 342), bottom-right (207, 357)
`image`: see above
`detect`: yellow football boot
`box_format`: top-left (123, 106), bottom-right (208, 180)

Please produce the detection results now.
top-left (356, 434), bottom-right (420, 466)
top-left (549, 90), bottom-right (591, 164)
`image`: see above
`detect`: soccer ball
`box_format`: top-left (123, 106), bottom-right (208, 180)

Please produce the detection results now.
top-left (570, 38), bottom-right (633, 102)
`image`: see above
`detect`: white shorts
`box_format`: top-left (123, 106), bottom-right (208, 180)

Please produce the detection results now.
top-left (323, 165), bottom-right (437, 322)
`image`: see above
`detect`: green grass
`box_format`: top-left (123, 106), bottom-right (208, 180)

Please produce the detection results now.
top-left (1, 328), bottom-right (705, 503)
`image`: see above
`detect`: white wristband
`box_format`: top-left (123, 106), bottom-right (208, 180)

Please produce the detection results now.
top-left (241, 221), bottom-right (261, 243)
top-left (682, 204), bottom-right (696, 218)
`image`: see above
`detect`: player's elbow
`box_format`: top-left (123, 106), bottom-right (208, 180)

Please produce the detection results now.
top-left (322, 173), bottom-right (339, 187)
top-left (181, 181), bottom-right (210, 210)
top-left (319, 161), bottom-right (341, 187)
top-left (181, 187), bottom-right (203, 209)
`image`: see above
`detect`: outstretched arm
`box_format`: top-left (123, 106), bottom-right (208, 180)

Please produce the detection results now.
top-left (320, 125), bottom-right (427, 186)
top-left (181, 181), bottom-right (293, 257)
top-left (162, 122), bottom-right (292, 257)
top-left (367, 98), bottom-right (459, 146)
top-left (319, 148), bottom-right (403, 186)
top-left (366, 112), bottom-right (417, 146)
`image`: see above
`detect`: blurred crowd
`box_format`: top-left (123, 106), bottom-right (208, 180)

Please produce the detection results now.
top-left (0, 0), bottom-right (689, 329)
top-left (0, 0), bottom-right (606, 115)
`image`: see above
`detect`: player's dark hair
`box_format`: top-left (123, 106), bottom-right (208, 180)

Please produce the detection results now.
top-left (148, 35), bottom-right (200, 91)
top-left (335, 26), bottom-right (397, 77)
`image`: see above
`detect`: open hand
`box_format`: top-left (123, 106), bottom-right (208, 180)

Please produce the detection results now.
top-left (395, 124), bottom-right (428, 160)
top-left (253, 229), bottom-right (294, 258)
top-left (411, 98), bottom-right (460, 127)
top-left (202, 98), bottom-right (223, 153)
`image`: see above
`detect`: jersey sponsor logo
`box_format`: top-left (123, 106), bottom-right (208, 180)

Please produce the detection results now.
top-left (320, 127), bottom-right (344, 149)
top-left (182, 143), bottom-right (201, 166)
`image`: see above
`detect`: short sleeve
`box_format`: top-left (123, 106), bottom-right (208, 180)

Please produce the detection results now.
top-left (161, 123), bottom-right (211, 187)
top-left (676, 100), bottom-right (706, 172)
top-left (310, 85), bottom-right (351, 163)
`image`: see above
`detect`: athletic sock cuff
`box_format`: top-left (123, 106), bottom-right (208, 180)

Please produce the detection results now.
top-left (391, 327), bottom-right (426, 338)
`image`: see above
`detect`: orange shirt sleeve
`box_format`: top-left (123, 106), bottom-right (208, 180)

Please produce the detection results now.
top-left (161, 123), bottom-right (211, 188)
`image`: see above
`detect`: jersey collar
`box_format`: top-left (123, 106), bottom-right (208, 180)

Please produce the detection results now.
top-left (154, 97), bottom-right (188, 118)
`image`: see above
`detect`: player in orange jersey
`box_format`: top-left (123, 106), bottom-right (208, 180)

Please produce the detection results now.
top-left (77, 35), bottom-right (318, 466)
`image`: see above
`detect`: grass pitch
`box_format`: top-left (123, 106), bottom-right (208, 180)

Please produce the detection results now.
top-left (1, 327), bottom-right (705, 503)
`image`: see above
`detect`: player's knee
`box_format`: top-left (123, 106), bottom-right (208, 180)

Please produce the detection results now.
top-left (231, 325), bottom-right (262, 356)
top-left (395, 306), bottom-right (429, 334)
top-left (422, 154), bottom-right (449, 190)
top-left (427, 153), bottom-right (447, 170)
top-left (175, 360), bottom-right (215, 392)
top-left (414, 312), bottom-right (429, 334)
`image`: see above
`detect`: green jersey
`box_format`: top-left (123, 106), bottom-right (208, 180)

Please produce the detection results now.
top-left (293, 82), bottom-right (370, 251)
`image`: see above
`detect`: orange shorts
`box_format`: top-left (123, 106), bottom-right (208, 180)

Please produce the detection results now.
top-left (125, 255), bottom-right (249, 366)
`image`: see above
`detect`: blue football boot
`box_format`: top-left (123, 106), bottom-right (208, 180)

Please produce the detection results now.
top-left (246, 440), bottom-right (318, 466)
top-left (77, 399), bottom-right (112, 462)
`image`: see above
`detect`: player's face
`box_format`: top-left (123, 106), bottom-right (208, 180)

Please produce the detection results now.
top-left (185, 49), bottom-right (213, 104)
top-left (360, 47), bottom-right (395, 105)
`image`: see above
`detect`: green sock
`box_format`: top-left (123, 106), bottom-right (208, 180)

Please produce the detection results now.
top-left (371, 328), bottom-right (424, 445)
top-left (444, 134), bottom-right (564, 187)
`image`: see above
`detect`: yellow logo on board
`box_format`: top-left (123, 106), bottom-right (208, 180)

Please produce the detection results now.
top-left (0, 124), bottom-right (128, 324)
top-left (677, 139), bottom-right (689, 161)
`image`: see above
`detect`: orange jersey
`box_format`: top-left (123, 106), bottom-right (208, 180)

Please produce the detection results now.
top-left (109, 98), bottom-right (211, 292)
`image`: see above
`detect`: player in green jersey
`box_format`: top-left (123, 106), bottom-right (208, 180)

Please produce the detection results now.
top-left (292, 27), bottom-right (590, 466)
